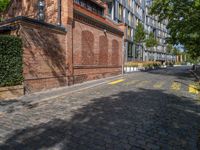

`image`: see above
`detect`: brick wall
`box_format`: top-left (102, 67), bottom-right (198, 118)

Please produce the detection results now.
top-left (73, 20), bottom-right (123, 84)
top-left (72, 2), bottom-right (123, 84)
top-left (3, 0), bottom-right (59, 25)
top-left (1, 0), bottom-right (124, 94)
top-left (19, 22), bottom-right (68, 93)
top-left (73, 21), bottom-right (122, 66)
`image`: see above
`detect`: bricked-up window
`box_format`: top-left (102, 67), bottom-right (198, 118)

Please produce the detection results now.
top-left (74, 0), bottom-right (104, 16)
top-left (99, 36), bottom-right (108, 65)
top-left (81, 30), bottom-right (95, 65)
top-left (112, 40), bottom-right (119, 66)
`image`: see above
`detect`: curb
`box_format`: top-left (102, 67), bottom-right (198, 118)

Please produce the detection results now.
top-left (20, 75), bottom-right (124, 105)
top-left (190, 70), bottom-right (200, 81)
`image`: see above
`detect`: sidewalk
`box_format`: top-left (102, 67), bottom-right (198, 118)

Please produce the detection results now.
top-left (191, 65), bottom-right (200, 81)
top-left (23, 75), bottom-right (124, 102)
top-left (0, 75), bottom-right (124, 113)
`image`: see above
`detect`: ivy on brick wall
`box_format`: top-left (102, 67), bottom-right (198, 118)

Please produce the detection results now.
top-left (0, 35), bottom-right (23, 87)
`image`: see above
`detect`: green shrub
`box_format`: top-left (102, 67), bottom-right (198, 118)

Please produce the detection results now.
top-left (125, 62), bottom-right (139, 67)
top-left (0, 35), bottom-right (23, 87)
top-left (0, 0), bottom-right (10, 12)
top-left (125, 61), bottom-right (162, 68)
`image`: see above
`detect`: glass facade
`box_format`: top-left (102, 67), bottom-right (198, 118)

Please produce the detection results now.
top-left (106, 0), bottom-right (175, 62)
top-left (127, 43), bottom-right (133, 58)
top-left (105, 0), bottom-right (145, 61)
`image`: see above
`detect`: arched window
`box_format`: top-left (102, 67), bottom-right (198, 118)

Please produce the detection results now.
top-left (112, 40), bottom-right (119, 66)
top-left (81, 30), bottom-right (94, 65)
top-left (99, 36), bottom-right (108, 65)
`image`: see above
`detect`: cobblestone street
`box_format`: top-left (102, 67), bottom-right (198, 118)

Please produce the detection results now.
top-left (0, 66), bottom-right (200, 150)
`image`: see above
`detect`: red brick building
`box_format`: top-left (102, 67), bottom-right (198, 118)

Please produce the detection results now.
top-left (0, 0), bottom-right (124, 93)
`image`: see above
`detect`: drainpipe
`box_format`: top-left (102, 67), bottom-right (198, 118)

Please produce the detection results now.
top-left (57, 0), bottom-right (61, 26)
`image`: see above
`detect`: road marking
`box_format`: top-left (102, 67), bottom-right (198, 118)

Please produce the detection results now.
top-left (171, 82), bottom-right (181, 91)
top-left (108, 79), bottom-right (125, 85)
top-left (189, 84), bottom-right (199, 94)
top-left (135, 80), bottom-right (150, 87)
top-left (124, 80), bottom-right (139, 85)
top-left (153, 81), bottom-right (165, 89)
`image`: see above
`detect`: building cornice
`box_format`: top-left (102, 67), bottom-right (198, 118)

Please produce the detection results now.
top-left (0, 16), bottom-right (67, 33)
top-left (74, 9), bottom-right (124, 36)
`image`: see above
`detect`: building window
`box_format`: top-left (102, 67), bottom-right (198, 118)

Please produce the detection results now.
top-left (128, 0), bottom-right (131, 7)
top-left (74, 0), bottom-right (104, 16)
top-left (128, 43), bottom-right (133, 58)
top-left (127, 26), bottom-right (131, 38)
top-left (118, 4), bottom-right (123, 21)
top-left (128, 12), bottom-right (131, 24)
top-left (107, 2), bottom-right (113, 17)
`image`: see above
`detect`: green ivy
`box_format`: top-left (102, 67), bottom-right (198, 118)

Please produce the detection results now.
top-left (0, 35), bottom-right (23, 87)
top-left (0, 0), bottom-right (10, 12)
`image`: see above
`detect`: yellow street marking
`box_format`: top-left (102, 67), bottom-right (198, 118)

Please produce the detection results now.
top-left (108, 79), bottom-right (125, 85)
top-left (135, 80), bottom-right (150, 87)
top-left (189, 84), bottom-right (199, 94)
top-left (171, 82), bottom-right (181, 91)
top-left (125, 80), bottom-right (139, 85)
top-left (153, 81), bottom-right (165, 89)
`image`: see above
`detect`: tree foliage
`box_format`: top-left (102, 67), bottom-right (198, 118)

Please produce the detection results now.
top-left (145, 32), bottom-right (158, 49)
top-left (134, 22), bottom-right (146, 44)
top-left (150, 0), bottom-right (200, 59)
top-left (166, 44), bottom-right (173, 54)
top-left (166, 44), bottom-right (183, 55)
top-left (0, 0), bottom-right (10, 12)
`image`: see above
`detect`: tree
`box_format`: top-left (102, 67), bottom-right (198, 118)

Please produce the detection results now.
top-left (150, 0), bottom-right (200, 59)
top-left (134, 22), bottom-right (145, 44)
top-left (0, 0), bottom-right (10, 12)
top-left (145, 32), bottom-right (158, 50)
top-left (171, 47), bottom-right (181, 55)
top-left (134, 22), bottom-right (146, 59)
top-left (166, 44), bottom-right (180, 55)
top-left (166, 44), bottom-right (173, 54)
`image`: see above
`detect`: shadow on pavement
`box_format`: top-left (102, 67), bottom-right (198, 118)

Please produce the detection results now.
top-left (0, 89), bottom-right (200, 149)
top-left (148, 66), bottom-right (195, 81)
top-left (0, 100), bottom-right (22, 113)
top-left (0, 100), bottom-right (19, 107)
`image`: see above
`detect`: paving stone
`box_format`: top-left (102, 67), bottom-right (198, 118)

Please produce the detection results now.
top-left (0, 67), bottom-right (199, 149)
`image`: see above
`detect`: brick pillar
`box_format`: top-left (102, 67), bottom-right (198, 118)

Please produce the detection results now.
top-left (62, 0), bottom-right (74, 85)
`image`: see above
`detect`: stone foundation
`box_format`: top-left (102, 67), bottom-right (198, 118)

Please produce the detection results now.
top-left (0, 85), bottom-right (24, 100)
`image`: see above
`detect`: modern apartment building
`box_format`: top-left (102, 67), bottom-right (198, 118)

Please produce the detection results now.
top-left (105, 0), bottom-right (176, 62)
top-left (144, 0), bottom-right (176, 62)
top-left (106, 0), bottom-right (145, 62)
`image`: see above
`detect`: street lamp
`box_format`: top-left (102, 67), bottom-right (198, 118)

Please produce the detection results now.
top-left (37, 0), bottom-right (45, 21)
